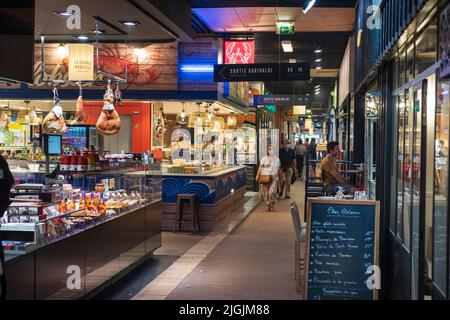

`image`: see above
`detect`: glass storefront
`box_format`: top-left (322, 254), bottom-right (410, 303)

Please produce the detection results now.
top-left (433, 80), bottom-right (449, 297)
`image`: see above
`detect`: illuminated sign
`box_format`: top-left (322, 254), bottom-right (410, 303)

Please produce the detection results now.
top-left (276, 21), bottom-right (295, 35)
top-left (224, 40), bottom-right (255, 64)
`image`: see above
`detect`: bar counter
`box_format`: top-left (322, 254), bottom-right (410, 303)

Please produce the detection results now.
top-left (161, 165), bottom-right (247, 232)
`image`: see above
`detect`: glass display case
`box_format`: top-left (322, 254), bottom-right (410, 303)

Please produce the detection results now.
top-left (1, 160), bottom-right (162, 300)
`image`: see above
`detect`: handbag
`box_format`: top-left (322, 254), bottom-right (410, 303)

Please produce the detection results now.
top-left (258, 157), bottom-right (273, 184)
top-left (259, 174), bottom-right (272, 184)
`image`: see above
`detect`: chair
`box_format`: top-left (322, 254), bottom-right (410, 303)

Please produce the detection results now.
top-left (175, 194), bottom-right (200, 233)
top-left (291, 201), bottom-right (307, 294)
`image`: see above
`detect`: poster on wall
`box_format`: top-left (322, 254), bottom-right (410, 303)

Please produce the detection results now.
top-left (151, 102), bottom-right (165, 148)
top-left (68, 44), bottom-right (94, 81)
top-left (0, 43), bottom-right (178, 90)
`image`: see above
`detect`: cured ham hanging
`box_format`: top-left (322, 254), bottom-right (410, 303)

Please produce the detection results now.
top-left (42, 88), bottom-right (67, 134)
top-left (96, 80), bottom-right (121, 136)
top-left (75, 82), bottom-right (87, 123)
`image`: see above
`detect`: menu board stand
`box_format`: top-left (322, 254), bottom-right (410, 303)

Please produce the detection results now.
top-left (305, 199), bottom-right (380, 300)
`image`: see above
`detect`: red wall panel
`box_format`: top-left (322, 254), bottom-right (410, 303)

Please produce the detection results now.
top-left (83, 101), bottom-right (152, 153)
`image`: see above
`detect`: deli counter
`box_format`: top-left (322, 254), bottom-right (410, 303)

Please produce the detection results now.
top-left (1, 159), bottom-right (162, 300)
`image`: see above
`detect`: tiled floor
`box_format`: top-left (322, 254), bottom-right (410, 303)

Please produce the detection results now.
top-left (165, 182), bottom-right (305, 300)
top-left (97, 184), bottom-right (306, 300)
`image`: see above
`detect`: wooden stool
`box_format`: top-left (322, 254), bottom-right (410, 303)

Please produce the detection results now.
top-left (175, 194), bottom-right (200, 233)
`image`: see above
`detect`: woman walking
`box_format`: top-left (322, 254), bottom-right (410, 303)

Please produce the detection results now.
top-left (256, 146), bottom-right (281, 212)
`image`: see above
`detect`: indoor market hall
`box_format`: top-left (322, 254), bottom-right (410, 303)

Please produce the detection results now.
top-left (1, 0), bottom-right (450, 307)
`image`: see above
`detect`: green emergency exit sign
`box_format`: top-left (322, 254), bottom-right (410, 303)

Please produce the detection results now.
top-left (276, 22), bottom-right (295, 35)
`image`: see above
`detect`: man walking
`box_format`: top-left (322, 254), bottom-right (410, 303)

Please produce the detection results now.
top-left (0, 154), bottom-right (14, 300)
top-left (294, 139), bottom-right (306, 180)
top-left (279, 140), bottom-right (296, 199)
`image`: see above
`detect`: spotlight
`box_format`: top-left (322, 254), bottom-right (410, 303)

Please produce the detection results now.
top-left (281, 40), bottom-right (293, 53)
top-left (303, 0), bottom-right (317, 14)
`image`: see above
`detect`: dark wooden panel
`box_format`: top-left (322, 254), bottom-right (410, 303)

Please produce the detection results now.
top-left (146, 201), bottom-right (162, 255)
top-left (5, 254), bottom-right (35, 300)
top-left (35, 232), bottom-right (86, 300)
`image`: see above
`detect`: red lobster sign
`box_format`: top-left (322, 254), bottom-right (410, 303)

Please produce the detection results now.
top-left (224, 40), bottom-right (255, 64)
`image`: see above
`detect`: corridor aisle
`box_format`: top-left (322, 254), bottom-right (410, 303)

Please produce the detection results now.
top-left (133, 181), bottom-right (306, 300)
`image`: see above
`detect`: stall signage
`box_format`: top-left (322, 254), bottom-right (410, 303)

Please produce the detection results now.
top-left (68, 44), bottom-right (94, 81)
top-left (224, 40), bottom-right (255, 64)
top-left (214, 63), bottom-right (310, 82)
top-left (253, 95), bottom-right (310, 106)
top-left (305, 199), bottom-right (380, 300)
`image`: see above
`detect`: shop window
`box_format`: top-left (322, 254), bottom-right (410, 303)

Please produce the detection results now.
top-left (415, 19), bottom-right (438, 76)
top-left (401, 88), bottom-right (414, 251)
top-left (433, 81), bottom-right (449, 297)
top-left (399, 50), bottom-right (406, 86)
top-left (393, 58), bottom-right (399, 90)
top-left (396, 94), bottom-right (406, 241)
top-left (406, 44), bottom-right (415, 83)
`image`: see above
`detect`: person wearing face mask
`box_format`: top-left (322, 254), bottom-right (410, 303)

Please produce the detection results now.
top-left (256, 146), bottom-right (281, 212)
top-left (279, 139), bottom-right (296, 199)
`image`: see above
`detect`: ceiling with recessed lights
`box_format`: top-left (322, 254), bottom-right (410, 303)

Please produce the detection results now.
top-left (34, 0), bottom-right (196, 42)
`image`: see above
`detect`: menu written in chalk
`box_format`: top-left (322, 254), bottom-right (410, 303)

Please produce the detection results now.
top-left (305, 200), bottom-right (379, 300)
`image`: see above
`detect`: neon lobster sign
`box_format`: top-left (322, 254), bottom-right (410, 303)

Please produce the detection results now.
top-left (224, 40), bottom-right (255, 64)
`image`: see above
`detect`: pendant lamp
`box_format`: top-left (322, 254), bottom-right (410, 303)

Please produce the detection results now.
top-left (227, 112), bottom-right (237, 129)
top-left (203, 103), bottom-right (213, 128)
top-left (188, 102), bottom-right (205, 128)
top-left (210, 108), bottom-right (224, 131)
top-left (176, 101), bottom-right (189, 125)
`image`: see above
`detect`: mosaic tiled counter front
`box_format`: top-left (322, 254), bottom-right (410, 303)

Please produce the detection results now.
top-left (162, 166), bottom-right (247, 231)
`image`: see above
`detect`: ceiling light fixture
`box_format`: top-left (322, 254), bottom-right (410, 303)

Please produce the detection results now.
top-left (316, 66), bottom-right (322, 70)
top-left (91, 29), bottom-right (106, 34)
top-left (57, 43), bottom-right (68, 58)
top-left (314, 49), bottom-right (322, 53)
top-left (315, 58), bottom-right (322, 62)
top-left (315, 85), bottom-right (320, 88)
top-left (74, 35), bottom-right (90, 40)
top-left (303, 0), bottom-right (317, 14)
top-left (119, 20), bottom-right (141, 27)
top-left (53, 11), bottom-right (73, 17)
top-left (281, 40), bottom-right (293, 53)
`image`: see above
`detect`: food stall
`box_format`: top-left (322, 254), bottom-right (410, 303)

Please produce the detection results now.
top-left (0, 91), bottom-right (162, 300)
top-left (154, 101), bottom-right (256, 231)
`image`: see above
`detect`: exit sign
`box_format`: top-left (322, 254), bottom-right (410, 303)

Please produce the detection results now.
top-left (276, 22), bottom-right (295, 35)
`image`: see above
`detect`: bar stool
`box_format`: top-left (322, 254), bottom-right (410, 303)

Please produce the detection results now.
top-left (175, 194), bottom-right (200, 233)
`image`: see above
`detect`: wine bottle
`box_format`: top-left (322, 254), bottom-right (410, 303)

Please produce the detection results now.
top-left (59, 193), bottom-right (67, 213)
top-left (98, 193), bottom-right (106, 215)
top-left (79, 192), bottom-right (86, 210)
top-left (87, 192), bottom-right (97, 212)
top-left (66, 192), bottom-right (75, 211)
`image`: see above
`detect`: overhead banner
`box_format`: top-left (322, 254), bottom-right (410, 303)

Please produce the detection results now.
top-left (253, 95), bottom-right (310, 106)
top-left (68, 44), bottom-right (94, 81)
top-left (214, 63), bottom-right (310, 82)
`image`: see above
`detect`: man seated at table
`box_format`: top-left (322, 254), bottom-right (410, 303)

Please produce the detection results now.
top-left (320, 141), bottom-right (357, 195)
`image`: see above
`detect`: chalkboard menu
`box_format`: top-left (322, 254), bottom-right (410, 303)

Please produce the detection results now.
top-left (305, 199), bottom-right (380, 300)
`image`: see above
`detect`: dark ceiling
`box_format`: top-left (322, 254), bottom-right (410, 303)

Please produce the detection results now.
top-left (34, 0), bottom-right (195, 42)
top-left (253, 32), bottom-right (351, 112)
top-left (191, 0), bottom-right (358, 8)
